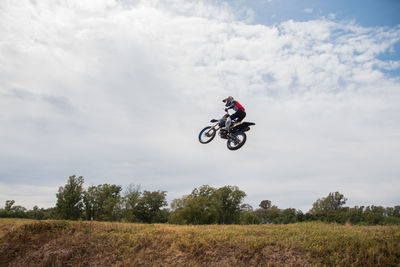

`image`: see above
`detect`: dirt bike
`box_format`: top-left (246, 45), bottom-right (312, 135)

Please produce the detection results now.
top-left (198, 111), bottom-right (256, 151)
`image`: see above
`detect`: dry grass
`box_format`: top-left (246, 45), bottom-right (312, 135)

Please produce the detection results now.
top-left (0, 219), bottom-right (399, 266)
top-left (0, 218), bottom-right (37, 239)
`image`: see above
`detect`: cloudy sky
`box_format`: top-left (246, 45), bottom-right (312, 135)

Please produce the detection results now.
top-left (1, 0), bottom-right (399, 212)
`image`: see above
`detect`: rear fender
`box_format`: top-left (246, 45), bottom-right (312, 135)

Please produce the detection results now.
top-left (232, 122), bottom-right (255, 132)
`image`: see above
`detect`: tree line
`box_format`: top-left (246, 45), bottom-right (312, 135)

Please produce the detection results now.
top-left (1, 175), bottom-right (399, 225)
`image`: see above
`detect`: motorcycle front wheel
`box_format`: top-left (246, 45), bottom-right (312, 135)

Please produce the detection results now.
top-left (199, 126), bottom-right (216, 144)
top-left (227, 132), bottom-right (247, 150)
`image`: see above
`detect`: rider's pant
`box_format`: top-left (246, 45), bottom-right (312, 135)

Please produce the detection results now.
top-left (225, 109), bottom-right (246, 131)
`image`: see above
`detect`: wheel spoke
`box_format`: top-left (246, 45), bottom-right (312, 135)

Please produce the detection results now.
top-left (199, 126), bottom-right (216, 144)
top-left (227, 132), bottom-right (246, 150)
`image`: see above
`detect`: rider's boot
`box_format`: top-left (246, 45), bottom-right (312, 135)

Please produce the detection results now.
top-left (225, 117), bottom-right (232, 132)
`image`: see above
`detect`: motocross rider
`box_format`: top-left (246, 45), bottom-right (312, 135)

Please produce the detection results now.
top-left (222, 96), bottom-right (246, 132)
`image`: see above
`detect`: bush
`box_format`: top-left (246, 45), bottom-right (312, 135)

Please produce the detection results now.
top-left (240, 212), bottom-right (261, 224)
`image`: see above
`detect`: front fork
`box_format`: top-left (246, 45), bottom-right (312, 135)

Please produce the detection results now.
top-left (206, 123), bottom-right (219, 136)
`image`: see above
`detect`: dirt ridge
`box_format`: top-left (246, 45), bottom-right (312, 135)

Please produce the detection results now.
top-left (1, 219), bottom-right (399, 267)
top-left (0, 220), bottom-right (312, 267)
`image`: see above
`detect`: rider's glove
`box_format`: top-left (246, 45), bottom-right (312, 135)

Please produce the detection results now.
top-left (225, 108), bottom-right (228, 112)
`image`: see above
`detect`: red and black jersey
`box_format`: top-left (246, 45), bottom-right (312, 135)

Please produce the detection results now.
top-left (226, 100), bottom-right (245, 112)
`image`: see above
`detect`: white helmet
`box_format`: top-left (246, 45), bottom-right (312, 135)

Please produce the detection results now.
top-left (223, 96), bottom-right (234, 106)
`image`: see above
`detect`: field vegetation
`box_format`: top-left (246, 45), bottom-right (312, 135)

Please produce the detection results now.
top-left (1, 176), bottom-right (400, 226)
top-left (1, 176), bottom-right (399, 266)
top-left (1, 218), bottom-right (399, 266)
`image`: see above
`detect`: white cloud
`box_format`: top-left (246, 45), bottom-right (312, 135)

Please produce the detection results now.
top-left (0, 0), bottom-right (399, 210)
top-left (304, 8), bottom-right (313, 14)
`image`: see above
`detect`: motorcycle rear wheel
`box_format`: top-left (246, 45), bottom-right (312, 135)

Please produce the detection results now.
top-left (199, 126), bottom-right (216, 144)
top-left (227, 132), bottom-right (247, 150)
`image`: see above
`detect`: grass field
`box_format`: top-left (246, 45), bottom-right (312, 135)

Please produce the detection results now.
top-left (0, 218), bottom-right (399, 266)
